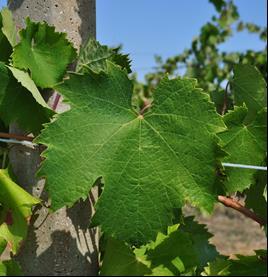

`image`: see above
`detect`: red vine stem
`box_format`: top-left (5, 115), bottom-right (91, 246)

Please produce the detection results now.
top-left (218, 195), bottom-right (266, 226)
top-left (0, 132), bottom-right (34, 142)
top-left (52, 93), bottom-right (61, 111)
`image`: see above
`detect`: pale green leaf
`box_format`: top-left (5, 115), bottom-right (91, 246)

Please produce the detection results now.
top-left (0, 8), bottom-right (16, 47)
top-left (0, 169), bottom-right (40, 254)
top-left (8, 66), bottom-right (50, 108)
top-left (12, 18), bottom-right (77, 88)
top-left (37, 62), bottom-right (225, 244)
top-left (0, 62), bottom-right (54, 134)
top-left (0, 11), bottom-right (12, 63)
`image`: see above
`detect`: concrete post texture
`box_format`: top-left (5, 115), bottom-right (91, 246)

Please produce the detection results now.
top-left (8, 1), bottom-right (98, 275)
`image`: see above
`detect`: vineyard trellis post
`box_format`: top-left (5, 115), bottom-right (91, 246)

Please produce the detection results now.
top-left (8, 0), bottom-right (98, 275)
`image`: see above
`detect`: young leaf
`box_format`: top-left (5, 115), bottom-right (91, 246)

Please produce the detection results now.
top-left (12, 18), bottom-right (77, 88)
top-left (37, 62), bottom-right (225, 244)
top-left (0, 169), bottom-right (40, 254)
top-left (100, 238), bottom-right (152, 276)
top-left (76, 39), bottom-right (131, 74)
top-left (219, 106), bottom-right (267, 192)
top-left (0, 62), bottom-right (54, 134)
top-left (101, 217), bottom-right (219, 276)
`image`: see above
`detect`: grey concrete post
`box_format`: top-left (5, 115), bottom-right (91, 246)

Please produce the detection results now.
top-left (8, 1), bottom-right (98, 275)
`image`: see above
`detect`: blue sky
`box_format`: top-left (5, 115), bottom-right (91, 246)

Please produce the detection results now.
top-left (1, 0), bottom-right (267, 80)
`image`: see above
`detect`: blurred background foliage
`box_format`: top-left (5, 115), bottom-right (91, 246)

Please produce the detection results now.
top-left (131, 0), bottom-right (267, 114)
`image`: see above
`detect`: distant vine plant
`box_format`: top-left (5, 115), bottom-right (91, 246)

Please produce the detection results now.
top-left (0, 7), bottom-right (267, 276)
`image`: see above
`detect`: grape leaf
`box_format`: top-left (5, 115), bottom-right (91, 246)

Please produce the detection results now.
top-left (101, 217), bottom-right (218, 276)
top-left (12, 18), bottom-right (77, 88)
top-left (0, 8), bottom-right (16, 47)
top-left (100, 238), bottom-right (152, 276)
top-left (202, 251), bottom-right (267, 276)
top-left (0, 169), bottom-right (40, 254)
top-left (147, 217), bottom-right (218, 274)
top-left (232, 64), bottom-right (267, 120)
top-left (219, 106), bottom-right (267, 192)
top-left (76, 39), bottom-right (131, 74)
top-left (244, 170), bottom-right (267, 220)
top-left (0, 62), bottom-right (54, 134)
top-left (201, 257), bottom-right (231, 276)
top-left (0, 10), bottom-right (12, 63)
top-left (0, 260), bottom-right (22, 276)
top-left (37, 62), bottom-right (225, 244)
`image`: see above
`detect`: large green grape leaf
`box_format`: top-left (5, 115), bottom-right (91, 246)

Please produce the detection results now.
top-left (232, 64), bottom-right (267, 120)
top-left (76, 39), bottom-right (131, 74)
top-left (0, 62), bottom-right (54, 134)
top-left (219, 106), bottom-right (267, 192)
top-left (0, 169), bottom-right (40, 254)
top-left (0, 260), bottom-right (22, 276)
top-left (101, 217), bottom-right (219, 276)
top-left (12, 18), bottom-right (77, 88)
top-left (37, 62), bottom-right (225, 244)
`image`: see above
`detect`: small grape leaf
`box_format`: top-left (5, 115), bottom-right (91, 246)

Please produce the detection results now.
top-left (0, 260), bottom-right (22, 276)
top-left (0, 8), bottom-right (16, 47)
top-left (37, 62), bottom-right (225, 244)
top-left (201, 257), bottom-right (231, 276)
top-left (147, 217), bottom-right (218, 274)
top-left (12, 18), bottom-right (77, 88)
top-left (202, 251), bottom-right (267, 276)
top-left (100, 238), bottom-right (152, 276)
top-left (0, 169), bottom-right (40, 254)
top-left (101, 217), bottom-right (219, 276)
top-left (219, 106), bottom-right (267, 192)
top-left (0, 10), bottom-right (13, 63)
top-left (76, 39), bottom-right (131, 73)
top-left (244, 170), bottom-right (267, 221)
top-left (232, 64), bottom-right (267, 120)
top-left (0, 62), bottom-right (54, 134)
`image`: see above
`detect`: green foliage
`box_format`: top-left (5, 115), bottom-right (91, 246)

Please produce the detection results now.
top-left (202, 251), bottom-right (267, 276)
top-left (101, 217), bottom-right (218, 276)
top-left (0, 62), bottom-right (54, 134)
top-left (77, 39), bottom-right (131, 74)
top-left (0, 3), bottom-right (267, 276)
top-left (219, 65), bottom-right (267, 193)
top-left (136, 0), bottom-right (267, 114)
top-left (37, 63), bottom-right (225, 244)
top-left (0, 260), bottom-right (22, 276)
top-left (12, 18), bottom-right (77, 88)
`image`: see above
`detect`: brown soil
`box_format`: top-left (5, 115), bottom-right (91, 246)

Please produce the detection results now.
top-left (183, 204), bottom-right (267, 256)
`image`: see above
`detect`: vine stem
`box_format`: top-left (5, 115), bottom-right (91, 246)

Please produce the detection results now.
top-left (218, 195), bottom-right (266, 226)
top-left (0, 132), bottom-right (34, 141)
top-left (221, 81), bottom-right (230, 115)
top-left (52, 93), bottom-right (61, 111)
top-left (139, 99), bottom-right (151, 115)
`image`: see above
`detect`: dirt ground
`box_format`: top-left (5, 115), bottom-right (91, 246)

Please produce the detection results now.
top-left (183, 204), bottom-right (267, 256)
